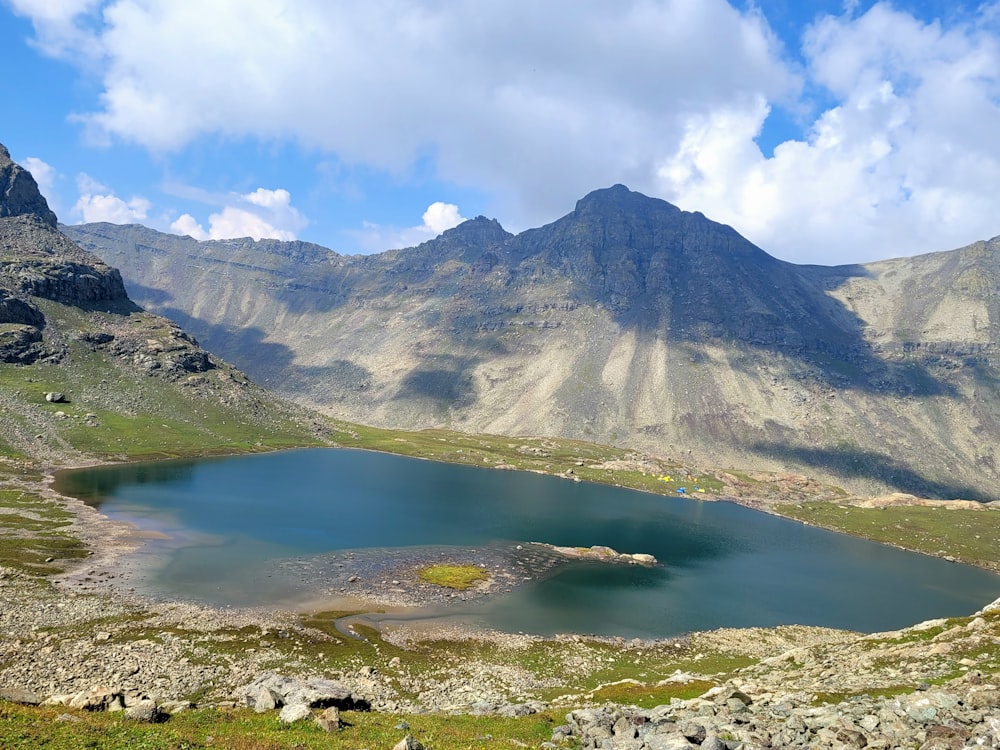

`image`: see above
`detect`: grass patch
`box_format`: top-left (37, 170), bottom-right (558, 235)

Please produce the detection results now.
top-left (777, 502), bottom-right (1000, 573)
top-left (0, 703), bottom-right (558, 750)
top-left (417, 564), bottom-right (489, 590)
top-left (588, 678), bottom-right (716, 707)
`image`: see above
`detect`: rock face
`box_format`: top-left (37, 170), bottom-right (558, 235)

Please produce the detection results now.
top-left (0, 144), bottom-right (57, 226)
top-left (552, 681), bottom-right (1000, 749)
top-left (65, 187), bottom-right (1000, 501)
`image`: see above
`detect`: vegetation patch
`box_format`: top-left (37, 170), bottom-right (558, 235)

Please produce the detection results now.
top-left (417, 563), bottom-right (489, 590)
top-left (777, 502), bottom-right (1000, 573)
top-left (588, 678), bottom-right (716, 707)
top-left (0, 703), bottom-right (558, 750)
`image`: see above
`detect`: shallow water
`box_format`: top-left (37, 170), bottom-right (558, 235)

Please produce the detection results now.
top-left (56, 448), bottom-right (1000, 638)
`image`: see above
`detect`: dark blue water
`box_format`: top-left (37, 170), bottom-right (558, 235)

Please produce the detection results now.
top-left (56, 448), bottom-right (1000, 638)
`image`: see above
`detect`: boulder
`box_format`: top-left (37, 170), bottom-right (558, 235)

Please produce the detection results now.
top-left (393, 735), bottom-right (425, 750)
top-left (0, 687), bottom-right (42, 705)
top-left (236, 673), bottom-right (368, 712)
top-left (45, 392), bottom-right (66, 403)
top-left (314, 706), bottom-right (342, 732)
top-left (124, 699), bottom-right (166, 723)
top-left (67, 686), bottom-right (123, 712)
top-left (278, 703), bottom-right (312, 723)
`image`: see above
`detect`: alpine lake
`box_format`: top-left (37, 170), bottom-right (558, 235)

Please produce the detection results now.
top-left (55, 448), bottom-right (1000, 639)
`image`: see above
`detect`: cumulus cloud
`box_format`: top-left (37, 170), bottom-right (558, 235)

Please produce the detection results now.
top-left (351, 201), bottom-right (466, 252)
top-left (72, 173), bottom-right (150, 223)
top-left (656, 3), bottom-right (1000, 263)
top-left (10, 1), bottom-right (1000, 263)
top-left (7, 1), bottom-right (795, 225)
top-left (169, 187), bottom-right (307, 241)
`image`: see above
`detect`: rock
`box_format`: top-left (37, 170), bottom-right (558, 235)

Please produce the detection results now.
top-left (679, 720), bottom-right (707, 743)
top-left (393, 734), bottom-right (425, 750)
top-left (247, 685), bottom-right (281, 712)
top-left (496, 702), bottom-right (538, 717)
top-left (67, 685), bottom-right (124, 712)
top-left (236, 673), bottom-right (368, 712)
top-left (124, 699), bottom-right (165, 723)
top-left (0, 687), bottom-right (42, 705)
top-left (314, 706), bottom-right (342, 732)
top-left (278, 703), bottom-right (312, 723)
top-left (0, 144), bottom-right (58, 226)
top-left (45, 392), bottom-right (66, 403)
top-left (159, 700), bottom-right (193, 715)
top-left (643, 734), bottom-right (696, 749)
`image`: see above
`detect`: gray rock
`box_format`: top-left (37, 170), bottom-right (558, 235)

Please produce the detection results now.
top-left (393, 734), bottom-right (425, 750)
top-left (67, 686), bottom-right (123, 712)
top-left (0, 687), bottom-right (42, 705)
top-left (45, 392), bottom-right (66, 403)
top-left (236, 672), bottom-right (368, 711)
top-left (496, 702), bottom-right (537, 717)
top-left (278, 703), bottom-right (312, 723)
top-left (124, 699), bottom-right (165, 723)
top-left (314, 705), bottom-right (342, 732)
top-left (643, 734), bottom-right (696, 749)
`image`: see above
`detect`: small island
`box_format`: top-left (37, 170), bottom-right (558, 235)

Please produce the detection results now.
top-left (531, 542), bottom-right (657, 566)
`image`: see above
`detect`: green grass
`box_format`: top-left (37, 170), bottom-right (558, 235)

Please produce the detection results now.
top-left (0, 489), bottom-right (89, 573)
top-left (0, 703), bottom-right (559, 750)
top-left (417, 564), bottom-right (489, 590)
top-left (777, 502), bottom-right (1000, 573)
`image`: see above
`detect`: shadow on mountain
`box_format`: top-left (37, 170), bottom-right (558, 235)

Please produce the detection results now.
top-left (750, 442), bottom-right (994, 502)
top-left (126, 289), bottom-right (298, 388)
top-left (283, 360), bottom-right (375, 396)
top-left (126, 282), bottom-right (175, 308)
top-left (396, 355), bottom-right (479, 409)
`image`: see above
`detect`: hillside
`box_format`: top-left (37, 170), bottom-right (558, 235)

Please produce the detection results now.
top-left (0, 143), bottom-right (326, 467)
top-left (67, 186), bottom-right (1000, 501)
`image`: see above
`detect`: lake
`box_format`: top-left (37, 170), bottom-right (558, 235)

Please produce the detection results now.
top-left (55, 448), bottom-right (1000, 638)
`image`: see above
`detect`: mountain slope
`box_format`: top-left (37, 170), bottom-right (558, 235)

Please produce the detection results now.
top-left (65, 187), bottom-right (1000, 500)
top-left (0, 143), bottom-right (323, 465)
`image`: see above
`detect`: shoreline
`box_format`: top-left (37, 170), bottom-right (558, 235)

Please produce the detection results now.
top-left (35, 447), bottom-right (1000, 644)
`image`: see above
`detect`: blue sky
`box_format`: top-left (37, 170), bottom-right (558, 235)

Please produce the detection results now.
top-left (2, 1), bottom-right (1000, 265)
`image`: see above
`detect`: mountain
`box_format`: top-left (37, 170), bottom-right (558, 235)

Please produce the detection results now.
top-left (64, 186), bottom-right (1000, 501)
top-left (0, 143), bottom-right (322, 463)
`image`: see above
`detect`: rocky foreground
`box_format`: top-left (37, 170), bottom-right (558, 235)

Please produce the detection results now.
top-left (2, 553), bottom-right (998, 749)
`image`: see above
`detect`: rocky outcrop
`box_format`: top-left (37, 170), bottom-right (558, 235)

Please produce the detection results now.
top-left (235, 672), bottom-right (369, 713)
top-left (0, 144), bottom-right (56, 226)
top-left (551, 679), bottom-right (1000, 749)
top-left (1, 254), bottom-right (130, 306)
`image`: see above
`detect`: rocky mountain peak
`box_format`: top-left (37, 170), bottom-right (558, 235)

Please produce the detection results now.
top-left (572, 184), bottom-right (682, 220)
top-left (0, 143), bottom-right (58, 227)
top-left (439, 215), bottom-right (511, 247)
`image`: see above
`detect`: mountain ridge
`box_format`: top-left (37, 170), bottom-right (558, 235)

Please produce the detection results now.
top-left (64, 186), bottom-right (1000, 501)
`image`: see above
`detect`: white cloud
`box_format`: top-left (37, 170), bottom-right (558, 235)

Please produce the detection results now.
top-left (656, 3), bottom-right (1000, 263)
top-left (168, 187), bottom-right (307, 241)
top-left (72, 173), bottom-right (150, 223)
top-left (10, 0), bottom-right (795, 227)
top-left (11, 1), bottom-right (1000, 263)
top-left (6, 0), bottom-right (102, 59)
top-left (351, 201), bottom-right (466, 252)
top-left (421, 202), bottom-right (465, 234)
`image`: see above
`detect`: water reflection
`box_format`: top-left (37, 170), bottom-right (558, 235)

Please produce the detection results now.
top-left (55, 448), bottom-right (1000, 637)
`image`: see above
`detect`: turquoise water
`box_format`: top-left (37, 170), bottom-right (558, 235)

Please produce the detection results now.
top-left (56, 448), bottom-right (1000, 638)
